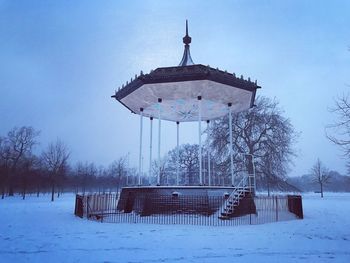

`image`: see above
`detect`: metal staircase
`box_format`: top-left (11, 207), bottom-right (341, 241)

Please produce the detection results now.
top-left (219, 173), bottom-right (255, 220)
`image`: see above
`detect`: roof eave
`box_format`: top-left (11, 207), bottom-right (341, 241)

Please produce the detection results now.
top-left (112, 64), bottom-right (259, 101)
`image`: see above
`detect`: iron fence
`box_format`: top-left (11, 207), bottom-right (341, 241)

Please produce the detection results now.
top-left (75, 193), bottom-right (303, 226)
top-left (74, 194), bottom-right (84, 218)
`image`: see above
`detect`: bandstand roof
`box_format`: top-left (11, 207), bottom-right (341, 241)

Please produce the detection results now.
top-left (112, 22), bottom-right (260, 122)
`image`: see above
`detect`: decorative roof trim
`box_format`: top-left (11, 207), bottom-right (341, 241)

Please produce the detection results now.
top-left (112, 64), bottom-right (260, 101)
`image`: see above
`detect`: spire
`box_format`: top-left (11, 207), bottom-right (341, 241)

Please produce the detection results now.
top-left (179, 20), bottom-right (194, 66)
top-left (183, 20), bottom-right (191, 45)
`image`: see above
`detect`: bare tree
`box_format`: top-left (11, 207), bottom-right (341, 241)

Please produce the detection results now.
top-left (41, 139), bottom-right (69, 201)
top-left (75, 162), bottom-right (98, 194)
top-left (108, 157), bottom-right (127, 194)
top-left (208, 96), bottom-right (297, 191)
top-left (75, 162), bottom-right (87, 194)
top-left (0, 136), bottom-right (11, 199)
top-left (19, 154), bottom-right (40, 200)
top-left (5, 126), bottom-right (40, 196)
top-left (167, 144), bottom-right (199, 185)
top-left (311, 158), bottom-right (331, 198)
top-left (150, 157), bottom-right (170, 185)
top-left (326, 94), bottom-right (350, 173)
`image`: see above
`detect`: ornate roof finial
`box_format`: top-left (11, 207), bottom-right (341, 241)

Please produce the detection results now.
top-left (179, 20), bottom-right (194, 66)
top-left (183, 20), bottom-right (191, 45)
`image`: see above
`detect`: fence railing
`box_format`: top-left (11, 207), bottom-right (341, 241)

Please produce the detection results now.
top-left (74, 193), bottom-right (303, 226)
top-left (74, 194), bottom-right (84, 218)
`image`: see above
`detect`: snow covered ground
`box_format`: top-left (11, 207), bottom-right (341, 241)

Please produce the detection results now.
top-left (0, 193), bottom-right (349, 263)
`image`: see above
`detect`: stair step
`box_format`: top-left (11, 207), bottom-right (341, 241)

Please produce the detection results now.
top-left (218, 216), bottom-right (230, 220)
top-left (221, 212), bottom-right (231, 217)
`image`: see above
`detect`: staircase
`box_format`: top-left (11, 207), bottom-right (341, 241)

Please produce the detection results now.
top-left (219, 174), bottom-right (255, 220)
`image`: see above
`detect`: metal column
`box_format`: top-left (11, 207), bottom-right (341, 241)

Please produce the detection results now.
top-left (157, 98), bottom-right (162, 186)
top-left (198, 96), bottom-right (202, 185)
top-left (228, 103), bottom-right (234, 186)
top-left (126, 152), bottom-right (130, 186)
top-left (207, 120), bottom-right (211, 186)
top-left (249, 154), bottom-right (256, 196)
top-left (176, 121), bottom-right (180, 185)
top-left (138, 108), bottom-right (144, 186)
top-left (149, 117), bottom-right (153, 185)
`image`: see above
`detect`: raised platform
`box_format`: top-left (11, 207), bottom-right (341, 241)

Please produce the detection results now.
top-left (117, 186), bottom-right (255, 216)
top-left (75, 192), bottom-right (303, 225)
top-left (121, 186), bottom-right (236, 195)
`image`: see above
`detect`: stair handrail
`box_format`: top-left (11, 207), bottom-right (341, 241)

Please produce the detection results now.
top-left (226, 174), bottom-right (249, 203)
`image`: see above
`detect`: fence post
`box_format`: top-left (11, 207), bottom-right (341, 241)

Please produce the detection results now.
top-left (249, 196), bottom-right (252, 225)
top-left (74, 195), bottom-right (78, 216)
top-left (275, 196), bottom-right (278, 222)
top-left (87, 196), bottom-right (90, 219)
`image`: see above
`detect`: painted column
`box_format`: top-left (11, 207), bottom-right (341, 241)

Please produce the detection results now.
top-left (207, 120), bottom-right (211, 186)
top-left (149, 117), bottom-right (153, 185)
top-left (228, 103), bottom-right (234, 186)
top-left (212, 162), bottom-right (215, 186)
top-left (176, 121), bottom-right (180, 185)
top-left (198, 96), bottom-right (202, 185)
top-left (157, 98), bottom-right (162, 186)
top-left (126, 152), bottom-right (130, 186)
top-left (250, 154), bottom-right (256, 196)
top-left (138, 108), bottom-right (144, 186)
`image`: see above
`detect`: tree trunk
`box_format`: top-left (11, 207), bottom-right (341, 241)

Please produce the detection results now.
top-left (247, 158), bottom-right (254, 176)
top-left (8, 181), bottom-right (14, 196)
top-left (320, 182), bottom-right (323, 198)
top-left (8, 168), bottom-right (15, 196)
top-left (51, 177), bottom-right (55, 202)
top-left (0, 175), bottom-right (5, 198)
top-left (247, 157), bottom-right (255, 196)
top-left (22, 176), bottom-right (26, 200)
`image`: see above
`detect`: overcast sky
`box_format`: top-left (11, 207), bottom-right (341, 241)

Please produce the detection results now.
top-left (1, 0), bottom-right (349, 176)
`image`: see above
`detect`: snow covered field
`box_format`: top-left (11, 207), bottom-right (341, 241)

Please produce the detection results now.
top-left (0, 193), bottom-right (349, 263)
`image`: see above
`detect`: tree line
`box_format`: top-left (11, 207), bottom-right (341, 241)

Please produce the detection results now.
top-left (1, 95), bottom-right (349, 200)
top-left (0, 128), bottom-right (135, 201)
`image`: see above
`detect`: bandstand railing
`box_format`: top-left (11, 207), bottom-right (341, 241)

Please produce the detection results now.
top-left (74, 193), bottom-right (303, 226)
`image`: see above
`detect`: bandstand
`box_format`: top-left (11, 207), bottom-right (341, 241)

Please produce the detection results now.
top-left (111, 21), bottom-right (261, 219)
top-left (74, 22), bottom-right (303, 224)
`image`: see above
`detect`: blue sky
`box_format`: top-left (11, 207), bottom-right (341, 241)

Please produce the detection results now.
top-left (0, 0), bottom-right (349, 176)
